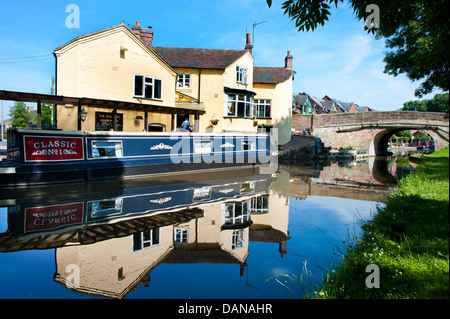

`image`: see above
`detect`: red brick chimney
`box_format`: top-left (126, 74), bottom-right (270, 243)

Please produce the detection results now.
top-left (245, 33), bottom-right (253, 54)
top-left (131, 22), bottom-right (154, 48)
top-left (285, 51), bottom-right (293, 70)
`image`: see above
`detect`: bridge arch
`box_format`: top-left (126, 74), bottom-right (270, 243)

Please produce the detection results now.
top-left (372, 128), bottom-right (443, 155)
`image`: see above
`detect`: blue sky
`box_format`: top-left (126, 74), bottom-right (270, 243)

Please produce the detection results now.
top-left (0, 0), bottom-right (443, 119)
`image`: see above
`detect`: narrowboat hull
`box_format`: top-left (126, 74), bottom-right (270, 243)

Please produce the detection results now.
top-left (0, 128), bottom-right (278, 187)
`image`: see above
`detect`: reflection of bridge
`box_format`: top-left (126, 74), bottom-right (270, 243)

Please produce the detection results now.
top-left (282, 158), bottom-right (396, 203)
top-left (293, 111), bottom-right (449, 156)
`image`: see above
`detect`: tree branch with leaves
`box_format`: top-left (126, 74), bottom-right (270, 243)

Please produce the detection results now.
top-left (266, 0), bottom-right (449, 97)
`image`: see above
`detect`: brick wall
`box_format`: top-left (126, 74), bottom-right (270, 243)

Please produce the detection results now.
top-left (292, 114), bottom-right (312, 131)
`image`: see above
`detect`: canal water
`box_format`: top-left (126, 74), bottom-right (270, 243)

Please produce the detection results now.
top-left (0, 156), bottom-right (410, 299)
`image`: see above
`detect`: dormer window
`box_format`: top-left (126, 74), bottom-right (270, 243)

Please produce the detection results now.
top-left (236, 66), bottom-right (248, 85)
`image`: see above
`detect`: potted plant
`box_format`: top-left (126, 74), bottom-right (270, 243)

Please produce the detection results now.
top-left (210, 119), bottom-right (219, 126)
top-left (253, 120), bottom-right (258, 127)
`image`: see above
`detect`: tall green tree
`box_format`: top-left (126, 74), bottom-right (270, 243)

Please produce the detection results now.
top-left (267, 0), bottom-right (449, 97)
top-left (402, 93), bottom-right (449, 113)
top-left (401, 100), bottom-right (427, 112)
top-left (425, 93), bottom-right (449, 113)
top-left (41, 103), bottom-right (56, 126)
top-left (9, 102), bottom-right (31, 128)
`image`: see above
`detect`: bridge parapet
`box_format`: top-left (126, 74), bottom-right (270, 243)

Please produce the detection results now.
top-left (312, 111), bottom-right (449, 128)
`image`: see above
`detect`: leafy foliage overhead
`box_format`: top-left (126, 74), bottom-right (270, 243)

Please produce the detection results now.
top-left (266, 0), bottom-right (449, 97)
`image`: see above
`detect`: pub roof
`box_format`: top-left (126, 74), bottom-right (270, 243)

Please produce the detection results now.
top-left (253, 67), bottom-right (293, 84)
top-left (152, 47), bottom-right (248, 70)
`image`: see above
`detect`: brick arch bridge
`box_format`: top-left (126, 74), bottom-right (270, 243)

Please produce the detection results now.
top-left (292, 111), bottom-right (449, 156)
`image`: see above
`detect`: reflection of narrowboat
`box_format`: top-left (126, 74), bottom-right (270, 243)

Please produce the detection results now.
top-left (1, 172), bottom-right (275, 250)
top-left (0, 128), bottom-right (278, 186)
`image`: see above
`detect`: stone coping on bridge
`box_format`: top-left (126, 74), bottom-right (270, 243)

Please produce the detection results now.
top-left (293, 111), bottom-right (449, 129)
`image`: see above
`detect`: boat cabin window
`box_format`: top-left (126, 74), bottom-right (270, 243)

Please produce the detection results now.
top-left (242, 140), bottom-right (256, 151)
top-left (193, 187), bottom-right (212, 201)
top-left (92, 141), bottom-right (123, 158)
top-left (194, 140), bottom-right (213, 154)
top-left (240, 182), bottom-right (255, 193)
top-left (90, 198), bottom-right (123, 218)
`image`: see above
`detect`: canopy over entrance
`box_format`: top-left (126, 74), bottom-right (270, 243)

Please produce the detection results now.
top-left (0, 90), bottom-right (205, 131)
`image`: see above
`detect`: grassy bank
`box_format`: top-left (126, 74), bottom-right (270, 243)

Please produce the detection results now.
top-left (316, 147), bottom-right (449, 299)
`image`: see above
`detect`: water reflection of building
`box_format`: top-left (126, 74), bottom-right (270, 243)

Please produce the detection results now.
top-left (0, 169), bottom-right (290, 299)
top-left (250, 169), bottom-right (291, 258)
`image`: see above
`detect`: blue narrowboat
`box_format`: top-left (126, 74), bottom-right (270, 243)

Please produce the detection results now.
top-left (0, 128), bottom-right (278, 186)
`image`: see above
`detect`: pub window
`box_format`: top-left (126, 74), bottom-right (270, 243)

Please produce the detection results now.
top-left (134, 74), bottom-right (162, 100)
top-left (236, 66), bottom-right (248, 85)
top-left (133, 228), bottom-right (160, 251)
top-left (174, 228), bottom-right (189, 243)
top-left (249, 195), bottom-right (269, 213)
top-left (177, 73), bottom-right (191, 89)
top-left (254, 99), bottom-right (271, 118)
top-left (92, 141), bottom-right (123, 158)
top-left (222, 201), bottom-right (250, 226)
top-left (232, 230), bottom-right (244, 250)
top-left (226, 94), bottom-right (252, 118)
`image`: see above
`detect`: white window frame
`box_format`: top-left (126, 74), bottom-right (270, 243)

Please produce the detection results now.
top-left (222, 200), bottom-right (250, 226)
top-left (226, 94), bottom-right (253, 118)
top-left (177, 73), bottom-right (191, 89)
top-left (133, 228), bottom-right (161, 251)
top-left (134, 74), bottom-right (163, 100)
top-left (232, 230), bottom-right (244, 250)
top-left (254, 99), bottom-right (271, 118)
top-left (249, 195), bottom-right (269, 213)
top-left (174, 228), bottom-right (189, 243)
top-left (236, 66), bottom-right (248, 85)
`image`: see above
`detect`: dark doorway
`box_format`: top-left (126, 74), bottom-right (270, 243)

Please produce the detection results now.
top-left (176, 114), bottom-right (187, 129)
top-left (148, 123), bottom-right (165, 132)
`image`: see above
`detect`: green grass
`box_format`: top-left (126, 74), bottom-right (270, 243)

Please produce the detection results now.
top-left (313, 147), bottom-right (449, 299)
